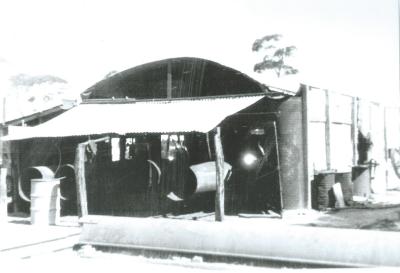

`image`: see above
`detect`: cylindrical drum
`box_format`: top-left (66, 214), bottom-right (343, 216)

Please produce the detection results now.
top-left (30, 178), bottom-right (61, 225)
top-left (352, 165), bottom-right (370, 198)
top-left (314, 171), bottom-right (336, 210)
top-left (335, 172), bottom-right (353, 204)
top-left (168, 161), bottom-right (232, 200)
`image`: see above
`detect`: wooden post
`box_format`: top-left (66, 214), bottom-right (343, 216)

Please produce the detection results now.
top-left (0, 126), bottom-right (4, 217)
top-left (351, 97), bottom-right (359, 166)
top-left (325, 89), bottom-right (331, 170)
top-left (167, 61), bottom-right (172, 99)
top-left (1, 98), bottom-right (5, 218)
top-left (74, 136), bottom-right (109, 218)
top-left (384, 107), bottom-right (389, 190)
top-left (273, 121), bottom-right (284, 212)
top-left (75, 143), bottom-right (88, 218)
top-left (2, 97), bottom-right (5, 126)
top-left (0, 127), bottom-right (3, 168)
top-left (0, 168), bottom-right (7, 223)
top-left (214, 127), bottom-right (225, 221)
top-left (12, 143), bottom-right (20, 213)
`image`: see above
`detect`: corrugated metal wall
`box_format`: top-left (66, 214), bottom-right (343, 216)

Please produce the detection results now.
top-left (307, 86), bottom-right (396, 194)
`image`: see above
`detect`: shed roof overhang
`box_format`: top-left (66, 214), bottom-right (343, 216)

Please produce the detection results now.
top-left (2, 95), bottom-right (265, 141)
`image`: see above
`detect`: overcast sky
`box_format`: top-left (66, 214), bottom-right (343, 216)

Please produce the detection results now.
top-left (0, 0), bottom-right (399, 104)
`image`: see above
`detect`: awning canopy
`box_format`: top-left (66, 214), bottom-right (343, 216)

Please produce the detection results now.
top-left (2, 95), bottom-right (265, 141)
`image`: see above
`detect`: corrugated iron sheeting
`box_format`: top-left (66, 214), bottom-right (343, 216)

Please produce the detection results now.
top-left (2, 95), bottom-right (265, 140)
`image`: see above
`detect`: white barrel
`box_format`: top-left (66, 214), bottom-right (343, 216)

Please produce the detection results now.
top-left (30, 178), bottom-right (61, 225)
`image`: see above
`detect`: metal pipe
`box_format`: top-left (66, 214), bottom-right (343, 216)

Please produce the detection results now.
top-left (79, 215), bottom-right (400, 267)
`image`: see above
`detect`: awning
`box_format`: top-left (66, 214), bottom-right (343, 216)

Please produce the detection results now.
top-left (2, 95), bottom-right (265, 141)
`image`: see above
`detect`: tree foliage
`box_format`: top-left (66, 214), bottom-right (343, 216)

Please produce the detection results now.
top-left (252, 34), bottom-right (298, 77)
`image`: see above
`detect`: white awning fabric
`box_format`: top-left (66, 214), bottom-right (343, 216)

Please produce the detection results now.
top-left (2, 95), bottom-right (265, 141)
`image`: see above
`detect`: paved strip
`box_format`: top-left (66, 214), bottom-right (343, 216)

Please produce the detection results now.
top-left (0, 233), bottom-right (79, 259)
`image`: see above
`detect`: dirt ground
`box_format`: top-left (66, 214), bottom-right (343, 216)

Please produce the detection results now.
top-left (2, 189), bottom-right (400, 270)
top-left (301, 190), bottom-right (400, 231)
top-left (303, 205), bottom-right (400, 231)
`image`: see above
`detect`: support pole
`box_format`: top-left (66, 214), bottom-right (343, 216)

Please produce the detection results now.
top-left (273, 121), bottom-right (284, 212)
top-left (0, 168), bottom-right (7, 223)
top-left (214, 127), bottom-right (225, 221)
top-left (75, 143), bottom-right (87, 218)
top-left (167, 61), bottom-right (172, 99)
top-left (384, 107), bottom-right (389, 190)
top-left (74, 136), bottom-right (109, 218)
top-left (351, 97), bottom-right (359, 166)
top-left (325, 89), bottom-right (331, 170)
top-left (0, 122), bottom-right (5, 222)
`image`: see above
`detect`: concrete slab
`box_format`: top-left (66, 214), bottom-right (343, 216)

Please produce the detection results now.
top-left (0, 216), bottom-right (80, 259)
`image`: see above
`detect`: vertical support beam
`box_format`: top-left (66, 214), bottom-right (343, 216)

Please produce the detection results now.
top-left (384, 107), bottom-right (389, 189)
top-left (2, 97), bottom-right (6, 126)
top-left (0, 97), bottom-right (5, 167)
top-left (273, 121), bottom-right (284, 212)
top-left (351, 97), bottom-right (359, 165)
top-left (0, 167), bottom-right (7, 223)
top-left (214, 127), bottom-right (225, 221)
top-left (75, 143), bottom-right (88, 218)
top-left (1, 141), bottom-right (21, 214)
top-left (0, 98), bottom-right (6, 215)
top-left (12, 143), bottom-right (21, 213)
top-left (206, 132), bottom-right (212, 160)
top-left (0, 128), bottom-right (3, 167)
top-left (302, 85), bottom-right (312, 209)
top-left (325, 89), bottom-right (331, 170)
top-left (167, 61), bottom-right (172, 99)
top-left (74, 136), bottom-right (109, 218)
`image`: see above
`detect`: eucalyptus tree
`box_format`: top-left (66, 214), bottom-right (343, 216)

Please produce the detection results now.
top-left (252, 34), bottom-right (298, 77)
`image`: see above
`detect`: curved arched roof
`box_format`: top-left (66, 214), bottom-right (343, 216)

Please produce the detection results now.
top-left (82, 57), bottom-right (265, 100)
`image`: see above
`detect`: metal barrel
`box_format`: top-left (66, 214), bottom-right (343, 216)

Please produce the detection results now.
top-left (314, 171), bottom-right (336, 210)
top-left (30, 178), bottom-right (61, 225)
top-left (335, 172), bottom-right (353, 204)
top-left (352, 165), bottom-right (370, 198)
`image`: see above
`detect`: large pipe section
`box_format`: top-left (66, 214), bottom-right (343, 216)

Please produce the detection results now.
top-left (278, 97), bottom-right (308, 210)
top-left (168, 161), bottom-right (232, 200)
top-left (188, 161), bottom-right (231, 195)
top-left (79, 215), bottom-right (400, 267)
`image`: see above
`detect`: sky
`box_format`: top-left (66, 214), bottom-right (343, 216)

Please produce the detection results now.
top-left (0, 0), bottom-right (399, 105)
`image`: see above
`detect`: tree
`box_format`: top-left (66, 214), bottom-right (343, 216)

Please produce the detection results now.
top-left (252, 34), bottom-right (298, 78)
